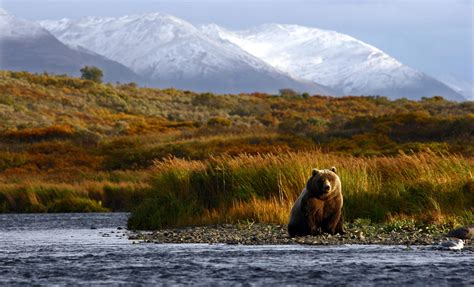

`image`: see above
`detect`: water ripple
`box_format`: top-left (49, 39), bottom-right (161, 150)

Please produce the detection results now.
top-left (1, 213), bottom-right (472, 285)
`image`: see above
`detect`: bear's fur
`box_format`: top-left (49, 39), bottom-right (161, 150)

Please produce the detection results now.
top-left (288, 167), bottom-right (344, 237)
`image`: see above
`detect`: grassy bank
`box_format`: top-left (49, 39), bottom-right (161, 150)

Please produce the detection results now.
top-left (0, 181), bottom-right (149, 213)
top-left (128, 151), bottom-right (473, 230)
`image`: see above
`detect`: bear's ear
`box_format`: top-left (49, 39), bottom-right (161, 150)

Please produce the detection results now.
top-left (330, 166), bottom-right (337, 174)
top-left (312, 168), bottom-right (319, 176)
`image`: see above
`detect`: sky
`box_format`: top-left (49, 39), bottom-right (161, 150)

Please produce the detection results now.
top-left (2, 0), bottom-right (472, 84)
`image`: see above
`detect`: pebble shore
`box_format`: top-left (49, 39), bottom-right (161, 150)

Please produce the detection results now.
top-left (129, 223), bottom-right (473, 250)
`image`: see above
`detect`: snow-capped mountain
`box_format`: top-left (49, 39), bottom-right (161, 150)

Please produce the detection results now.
top-left (0, 9), bottom-right (145, 84)
top-left (4, 8), bottom-right (465, 100)
top-left (0, 8), bottom-right (47, 39)
top-left (436, 75), bottom-right (473, 101)
top-left (40, 13), bottom-right (333, 94)
top-left (202, 23), bottom-right (465, 101)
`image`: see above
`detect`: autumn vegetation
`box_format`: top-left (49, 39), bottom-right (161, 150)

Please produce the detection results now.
top-left (0, 71), bottom-right (472, 229)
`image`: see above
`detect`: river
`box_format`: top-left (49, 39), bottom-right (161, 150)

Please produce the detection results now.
top-left (0, 213), bottom-right (472, 285)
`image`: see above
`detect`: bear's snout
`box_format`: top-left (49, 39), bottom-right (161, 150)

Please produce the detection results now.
top-left (323, 180), bottom-right (331, 192)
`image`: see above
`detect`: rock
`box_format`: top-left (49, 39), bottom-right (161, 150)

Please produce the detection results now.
top-left (125, 223), bottom-right (473, 248)
top-left (439, 238), bottom-right (464, 250)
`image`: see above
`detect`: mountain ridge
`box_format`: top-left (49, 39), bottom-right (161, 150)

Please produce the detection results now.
top-left (40, 12), bottom-right (334, 95)
top-left (0, 10), bottom-right (147, 84)
top-left (202, 23), bottom-right (465, 101)
top-left (1, 9), bottom-right (465, 100)
top-left (435, 75), bottom-right (473, 101)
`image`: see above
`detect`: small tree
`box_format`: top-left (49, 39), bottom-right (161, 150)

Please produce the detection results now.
top-left (80, 66), bottom-right (103, 83)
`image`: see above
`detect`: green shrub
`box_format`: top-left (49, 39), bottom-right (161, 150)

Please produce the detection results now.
top-left (80, 66), bottom-right (103, 83)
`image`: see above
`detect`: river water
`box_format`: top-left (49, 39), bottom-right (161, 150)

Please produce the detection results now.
top-left (0, 213), bottom-right (472, 285)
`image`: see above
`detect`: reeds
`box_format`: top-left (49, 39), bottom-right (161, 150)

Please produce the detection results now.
top-left (128, 150), bottom-right (473, 229)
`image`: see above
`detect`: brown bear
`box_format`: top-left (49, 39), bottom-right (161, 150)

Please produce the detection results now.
top-left (288, 167), bottom-right (344, 237)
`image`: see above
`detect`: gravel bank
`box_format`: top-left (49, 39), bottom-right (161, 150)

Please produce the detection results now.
top-left (129, 223), bottom-right (473, 249)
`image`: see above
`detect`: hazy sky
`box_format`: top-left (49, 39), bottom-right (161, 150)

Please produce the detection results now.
top-left (2, 0), bottom-right (472, 83)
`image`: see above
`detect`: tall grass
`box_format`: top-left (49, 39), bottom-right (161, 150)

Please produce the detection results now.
top-left (128, 150), bottom-right (473, 229)
top-left (0, 181), bottom-right (149, 213)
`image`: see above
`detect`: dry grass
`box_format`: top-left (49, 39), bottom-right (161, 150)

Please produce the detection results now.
top-left (128, 150), bottom-right (473, 229)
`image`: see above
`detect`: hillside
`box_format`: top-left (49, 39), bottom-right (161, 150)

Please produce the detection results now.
top-left (0, 71), bottom-right (472, 225)
top-left (0, 71), bottom-right (472, 154)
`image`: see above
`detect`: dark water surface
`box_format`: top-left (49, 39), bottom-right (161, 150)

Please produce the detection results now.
top-left (0, 213), bottom-right (472, 285)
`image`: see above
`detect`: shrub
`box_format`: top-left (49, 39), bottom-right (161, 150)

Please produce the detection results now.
top-left (80, 66), bottom-right (103, 83)
top-left (207, 117), bottom-right (231, 127)
top-left (47, 197), bottom-right (108, 212)
top-left (191, 93), bottom-right (227, 108)
top-left (1, 125), bottom-right (76, 143)
top-left (0, 152), bottom-right (28, 172)
top-left (279, 88), bottom-right (299, 98)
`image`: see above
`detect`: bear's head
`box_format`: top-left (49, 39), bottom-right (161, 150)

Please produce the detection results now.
top-left (306, 167), bottom-right (341, 200)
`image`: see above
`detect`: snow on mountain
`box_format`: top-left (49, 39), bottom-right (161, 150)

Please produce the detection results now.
top-left (0, 8), bottom-right (49, 39)
top-left (0, 10), bottom-right (146, 84)
top-left (40, 13), bottom-right (334, 94)
top-left (436, 75), bottom-right (473, 101)
top-left (202, 23), bottom-right (465, 101)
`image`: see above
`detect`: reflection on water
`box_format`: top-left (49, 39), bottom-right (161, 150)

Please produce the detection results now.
top-left (0, 213), bottom-right (472, 285)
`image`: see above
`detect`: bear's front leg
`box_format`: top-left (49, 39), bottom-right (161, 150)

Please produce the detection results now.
top-left (335, 214), bottom-right (345, 235)
top-left (307, 213), bottom-right (322, 235)
top-left (324, 210), bottom-right (342, 235)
